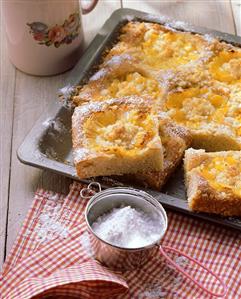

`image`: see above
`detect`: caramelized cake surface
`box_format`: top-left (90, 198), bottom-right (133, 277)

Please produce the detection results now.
top-left (72, 96), bottom-right (163, 178)
top-left (73, 21), bottom-right (241, 151)
top-left (112, 113), bottom-right (192, 190)
top-left (184, 148), bottom-right (241, 216)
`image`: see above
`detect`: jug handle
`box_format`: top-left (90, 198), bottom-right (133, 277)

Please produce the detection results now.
top-left (81, 0), bottom-right (98, 14)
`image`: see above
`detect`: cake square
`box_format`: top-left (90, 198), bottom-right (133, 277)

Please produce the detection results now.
top-left (184, 148), bottom-right (241, 216)
top-left (72, 97), bottom-right (163, 178)
top-left (112, 114), bottom-right (192, 190)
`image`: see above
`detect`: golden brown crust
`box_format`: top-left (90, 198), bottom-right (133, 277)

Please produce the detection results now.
top-left (69, 20), bottom-right (241, 199)
top-left (69, 21), bottom-right (241, 151)
top-left (72, 96), bottom-right (163, 178)
top-left (113, 114), bottom-right (192, 190)
top-left (107, 21), bottom-right (214, 70)
top-left (72, 53), bottom-right (164, 109)
top-left (187, 174), bottom-right (241, 217)
top-left (72, 54), bottom-right (145, 105)
top-left (184, 148), bottom-right (241, 216)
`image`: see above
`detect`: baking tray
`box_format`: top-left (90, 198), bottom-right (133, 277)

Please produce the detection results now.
top-left (18, 8), bottom-right (241, 230)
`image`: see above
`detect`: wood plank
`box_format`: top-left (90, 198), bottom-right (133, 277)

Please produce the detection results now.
top-left (122, 0), bottom-right (235, 34)
top-left (0, 5), bottom-right (16, 269)
top-left (5, 0), bottom-right (121, 257)
top-left (231, 0), bottom-right (241, 35)
top-left (5, 71), bottom-right (70, 256)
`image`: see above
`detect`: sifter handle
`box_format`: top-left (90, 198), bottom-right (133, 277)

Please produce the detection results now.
top-left (80, 182), bottom-right (102, 199)
top-left (159, 245), bottom-right (227, 298)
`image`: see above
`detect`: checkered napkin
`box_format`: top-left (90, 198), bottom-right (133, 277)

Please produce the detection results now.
top-left (1, 182), bottom-right (241, 299)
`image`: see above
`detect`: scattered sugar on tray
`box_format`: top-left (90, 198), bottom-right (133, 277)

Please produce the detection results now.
top-left (52, 117), bottom-right (67, 133)
top-left (91, 206), bottom-right (163, 248)
top-left (42, 118), bottom-right (52, 127)
top-left (165, 20), bottom-right (190, 31)
top-left (45, 147), bottom-right (58, 159)
top-left (203, 34), bottom-right (216, 44)
top-left (90, 68), bottom-right (107, 81)
top-left (58, 84), bottom-right (75, 108)
top-left (59, 84), bottom-right (75, 96)
top-left (125, 14), bottom-right (135, 22)
top-left (144, 13), bottom-right (170, 25)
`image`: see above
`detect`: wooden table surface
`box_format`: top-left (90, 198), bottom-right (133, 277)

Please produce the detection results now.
top-left (0, 0), bottom-right (240, 270)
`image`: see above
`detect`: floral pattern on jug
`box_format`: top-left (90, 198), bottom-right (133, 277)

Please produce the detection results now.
top-left (27, 12), bottom-right (80, 48)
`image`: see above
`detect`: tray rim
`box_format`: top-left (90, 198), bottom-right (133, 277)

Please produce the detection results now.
top-left (18, 7), bottom-right (241, 230)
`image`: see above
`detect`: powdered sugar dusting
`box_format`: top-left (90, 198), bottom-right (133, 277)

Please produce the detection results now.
top-left (89, 54), bottom-right (132, 82)
top-left (167, 20), bottom-right (190, 31)
top-left (30, 194), bottom-right (69, 243)
top-left (79, 231), bottom-right (94, 258)
top-left (90, 68), bottom-right (108, 81)
top-left (139, 258), bottom-right (186, 298)
top-left (48, 194), bottom-right (60, 202)
top-left (144, 13), bottom-right (170, 25)
top-left (175, 256), bottom-right (189, 267)
top-left (140, 284), bottom-right (167, 298)
top-left (125, 14), bottom-right (136, 22)
top-left (36, 214), bottom-right (69, 242)
top-left (72, 96), bottom-right (149, 137)
top-left (59, 84), bottom-right (75, 98)
top-left (42, 118), bottom-right (52, 127)
top-left (73, 148), bottom-right (90, 162)
top-left (203, 33), bottom-right (216, 44)
top-left (58, 84), bottom-right (75, 108)
top-left (42, 117), bottom-right (67, 133)
top-left (45, 147), bottom-right (58, 160)
top-left (92, 206), bottom-right (164, 248)
top-left (105, 53), bottom-right (132, 67)
top-left (73, 96), bottom-right (150, 126)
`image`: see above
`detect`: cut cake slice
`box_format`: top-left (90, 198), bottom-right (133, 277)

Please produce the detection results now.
top-left (72, 96), bottom-right (163, 178)
top-left (184, 148), bottom-right (241, 216)
top-left (111, 114), bottom-right (192, 190)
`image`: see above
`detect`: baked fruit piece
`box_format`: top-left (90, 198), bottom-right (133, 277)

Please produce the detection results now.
top-left (72, 97), bottom-right (163, 178)
top-left (71, 21), bottom-right (216, 108)
top-left (209, 47), bottom-right (241, 84)
top-left (111, 113), bottom-right (192, 190)
top-left (164, 82), bottom-right (241, 151)
top-left (107, 21), bottom-right (214, 73)
top-left (184, 148), bottom-right (241, 216)
top-left (72, 53), bottom-right (164, 108)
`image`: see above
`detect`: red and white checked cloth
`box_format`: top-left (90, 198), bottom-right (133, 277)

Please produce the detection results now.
top-left (1, 181), bottom-right (241, 299)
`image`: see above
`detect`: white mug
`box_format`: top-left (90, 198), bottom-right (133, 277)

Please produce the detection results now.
top-left (3, 0), bottom-right (98, 76)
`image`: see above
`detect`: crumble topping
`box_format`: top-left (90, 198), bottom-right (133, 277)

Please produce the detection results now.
top-left (73, 21), bottom-right (241, 149)
top-left (199, 155), bottom-right (241, 196)
top-left (82, 106), bottom-right (160, 154)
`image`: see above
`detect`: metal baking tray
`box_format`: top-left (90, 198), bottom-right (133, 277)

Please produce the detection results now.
top-left (18, 8), bottom-right (241, 230)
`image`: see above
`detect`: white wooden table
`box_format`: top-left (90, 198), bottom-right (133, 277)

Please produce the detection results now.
top-left (1, 0), bottom-right (240, 270)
